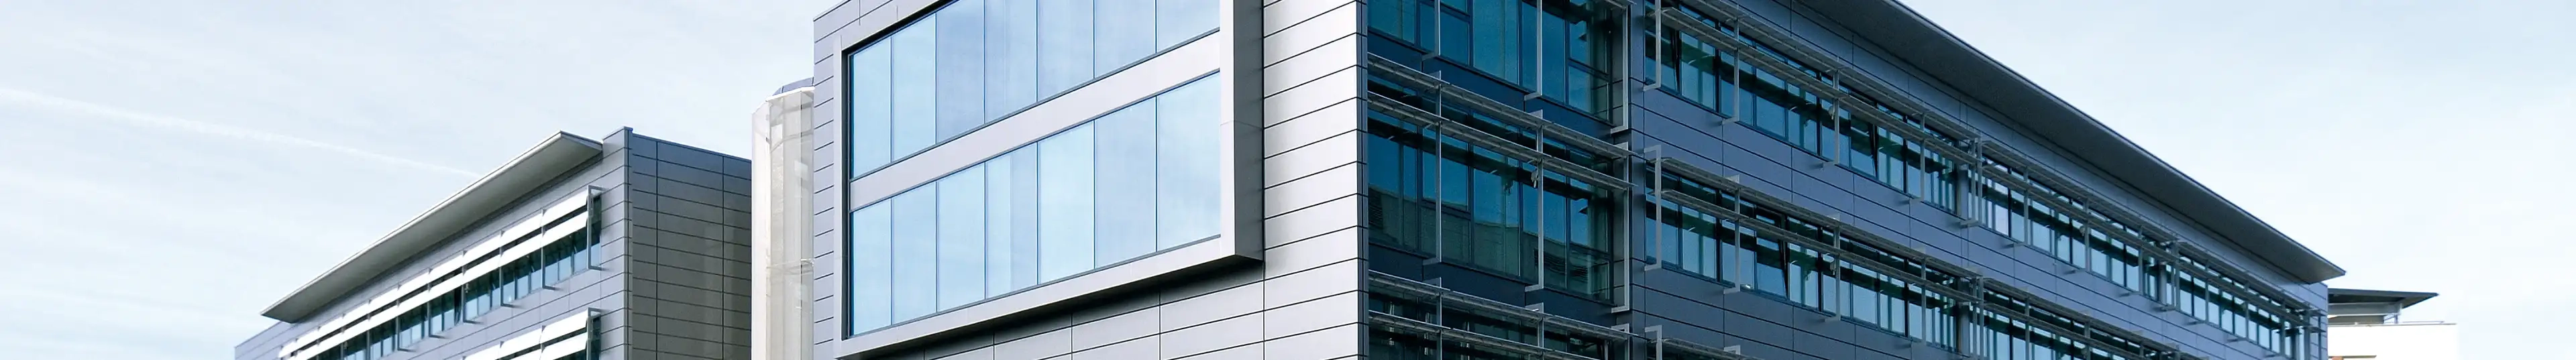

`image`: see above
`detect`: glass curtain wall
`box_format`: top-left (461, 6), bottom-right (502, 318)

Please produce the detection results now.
top-left (1366, 0), bottom-right (1624, 137)
top-left (1646, 173), bottom-right (1960, 349)
top-left (847, 0), bottom-right (1220, 177)
top-left (846, 77), bottom-right (1222, 335)
top-left (1646, 4), bottom-right (2308, 355)
top-left (1362, 108), bottom-right (1620, 301)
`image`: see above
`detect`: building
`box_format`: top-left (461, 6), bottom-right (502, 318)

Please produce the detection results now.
top-left (2326, 289), bottom-right (2454, 360)
top-left (801, 0), bottom-right (2344, 359)
top-left (234, 129), bottom-right (755, 360)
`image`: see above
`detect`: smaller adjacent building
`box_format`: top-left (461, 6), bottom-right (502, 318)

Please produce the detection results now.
top-left (2326, 288), bottom-right (2456, 360)
top-left (233, 129), bottom-right (754, 360)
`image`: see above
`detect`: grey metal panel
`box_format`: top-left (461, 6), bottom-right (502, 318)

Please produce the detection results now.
top-left (1071, 308), bottom-right (1161, 351)
top-left (1260, 67), bottom-right (1359, 127)
top-left (1262, 164), bottom-right (1359, 217)
top-left (1258, 195), bottom-right (1360, 249)
top-left (1258, 324), bottom-right (1361, 359)
top-left (1262, 291), bottom-right (1359, 340)
top-left (1259, 3), bottom-right (1357, 66)
top-left (1161, 313), bottom-right (1263, 358)
top-left (995, 328), bottom-right (1075, 360)
top-left (1159, 284), bottom-right (1263, 332)
top-left (1261, 100), bottom-right (1359, 158)
top-left (1071, 337), bottom-right (1159, 360)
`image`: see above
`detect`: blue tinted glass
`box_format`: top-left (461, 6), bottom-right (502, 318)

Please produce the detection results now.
top-left (849, 202), bottom-right (892, 331)
top-left (984, 156), bottom-right (1015, 296)
top-left (936, 0), bottom-right (987, 140)
top-left (938, 165), bottom-right (987, 309)
top-left (1154, 79), bottom-right (1218, 249)
top-left (1155, 0), bottom-right (1213, 48)
top-left (1037, 0), bottom-right (1095, 96)
top-left (1038, 124), bottom-right (1097, 281)
top-left (849, 40), bottom-right (893, 175)
top-left (1007, 148), bottom-right (1042, 290)
top-left (987, 0), bottom-right (1038, 117)
top-left (1095, 100), bottom-right (1156, 264)
top-left (890, 18), bottom-right (938, 158)
top-left (1094, 0), bottom-right (1155, 74)
top-left (890, 188), bottom-right (938, 320)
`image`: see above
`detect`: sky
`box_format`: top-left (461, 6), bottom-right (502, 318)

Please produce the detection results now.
top-left (0, 0), bottom-right (2560, 359)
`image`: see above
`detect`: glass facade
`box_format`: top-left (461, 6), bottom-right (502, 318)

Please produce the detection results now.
top-left (1649, 172), bottom-right (1963, 349)
top-left (1362, 106), bottom-right (1622, 300)
top-left (846, 77), bottom-right (1222, 334)
top-left (306, 216), bottom-right (597, 360)
top-left (1646, 3), bottom-right (2310, 358)
top-left (1366, 0), bottom-right (1624, 136)
top-left (846, 0), bottom-right (1221, 178)
top-left (1355, 0), bottom-right (2320, 359)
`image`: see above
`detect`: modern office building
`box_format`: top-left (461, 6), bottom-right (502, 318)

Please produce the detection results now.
top-left (804, 0), bottom-right (2343, 359)
top-left (235, 129), bottom-right (755, 360)
top-left (2325, 288), bottom-right (2455, 360)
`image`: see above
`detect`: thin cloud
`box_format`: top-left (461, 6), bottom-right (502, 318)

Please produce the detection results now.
top-left (0, 86), bottom-right (478, 178)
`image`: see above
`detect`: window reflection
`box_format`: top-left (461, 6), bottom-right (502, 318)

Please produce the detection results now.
top-left (847, 0), bottom-right (1220, 178)
top-left (847, 76), bottom-right (1223, 335)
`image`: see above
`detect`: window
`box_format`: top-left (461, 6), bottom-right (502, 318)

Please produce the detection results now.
top-left (847, 0), bottom-right (1219, 178)
top-left (1365, 0), bottom-right (1623, 133)
top-left (305, 223), bottom-right (597, 360)
top-left (847, 76), bottom-right (1224, 335)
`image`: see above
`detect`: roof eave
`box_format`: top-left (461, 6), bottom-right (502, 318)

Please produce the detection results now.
top-left (1799, 0), bottom-right (2345, 283)
top-left (257, 132), bottom-right (603, 322)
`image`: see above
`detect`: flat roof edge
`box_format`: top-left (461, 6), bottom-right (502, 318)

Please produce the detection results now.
top-left (257, 132), bottom-right (603, 322)
top-left (1805, 0), bottom-right (2343, 283)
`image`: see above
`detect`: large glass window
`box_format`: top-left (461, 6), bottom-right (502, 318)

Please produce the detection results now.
top-left (1360, 109), bottom-right (1619, 300)
top-left (1095, 99), bottom-right (1157, 264)
top-left (848, 202), bottom-right (892, 331)
top-left (937, 165), bottom-right (988, 308)
top-left (847, 76), bottom-right (1223, 335)
top-left (1365, 0), bottom-right (1623, 132)
top-left (847, 0), bottom-right (1218, 177)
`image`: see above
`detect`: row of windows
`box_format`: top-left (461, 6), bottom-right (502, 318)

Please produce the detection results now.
top-left (1367, 282), bottom-right (1617, 360)
top-left (1367, 0), bottom-right (1624, 126)
top-left (1980, 162), bottom-right (2298, 355)
top-left (311, 225), bottom-right (598, 360)
top-left (1354, 0), bottom-right (2304, 357)
top-left (1646, 3), bottom-right (2310, 357)
top-left (844, 0), bottom-right (1217, 177)
top-left (1649, 9), bottom-right (1965, 211)
top-left (1362, 104), bottom-right (1621, 300)
top-left (845, 76), bottom-right (1221, 334)
top-left (1650, 172), bottom-right (1970, 350)
top-left (2174, 256), bottom-right (2299, 355)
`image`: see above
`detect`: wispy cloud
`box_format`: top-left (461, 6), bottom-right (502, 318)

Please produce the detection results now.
top-left (0, 86), bottom-right (478, 178)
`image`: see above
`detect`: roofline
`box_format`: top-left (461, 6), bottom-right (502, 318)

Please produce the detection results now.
top-left (2330, 288), bottom-right (2441, 308)
top-left (1798, 0), bottom-right (2344, 282)
top-left (258, 132), bottom-right (604, 322)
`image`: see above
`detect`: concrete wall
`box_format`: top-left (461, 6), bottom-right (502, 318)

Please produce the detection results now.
top-left (232, 130), bottom-right (751, 360)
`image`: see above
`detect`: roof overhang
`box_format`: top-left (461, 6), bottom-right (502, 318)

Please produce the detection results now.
top-left (2329, 288), bottom-right (2440, 308)
top-left (258, 132), bottom-right (603, 322)
top-left (1795, 0), bottom-right (2345, 283)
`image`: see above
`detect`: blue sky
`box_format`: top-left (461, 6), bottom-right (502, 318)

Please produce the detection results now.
top-left (0, 0), bottom-right (2559, 359)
